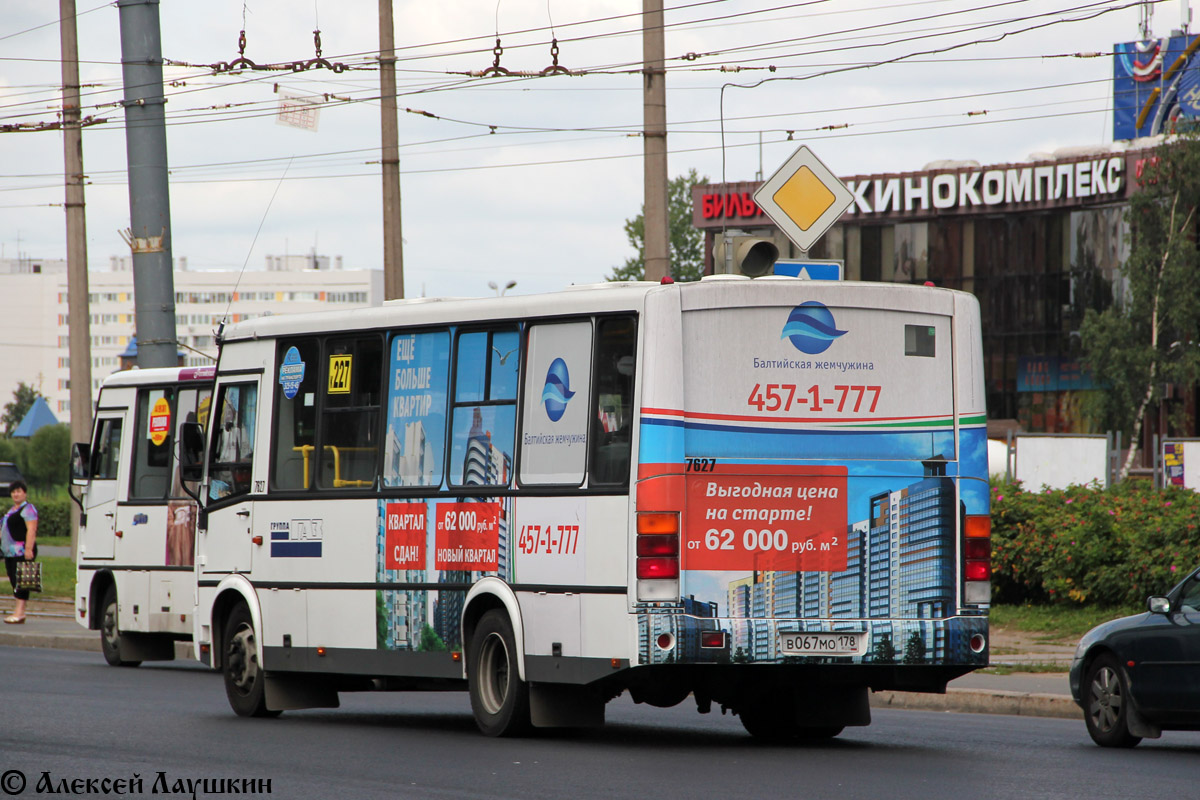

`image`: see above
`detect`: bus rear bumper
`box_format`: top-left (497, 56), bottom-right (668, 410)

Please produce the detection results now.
top-left (635, 610), bottom-right (989, 674)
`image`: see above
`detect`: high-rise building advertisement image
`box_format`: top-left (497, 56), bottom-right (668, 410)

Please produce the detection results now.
top-left (376, 330), bottom-right (514, 652)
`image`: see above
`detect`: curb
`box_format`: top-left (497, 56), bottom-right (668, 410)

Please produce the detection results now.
top-left (871, 687), bottom-right (1082, 719)
top-left (0, 631), bottom-right (194, 660)
top-left (0, 631), bottom-right (99, 652)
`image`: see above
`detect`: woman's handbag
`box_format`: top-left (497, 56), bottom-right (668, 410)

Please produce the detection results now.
top-left (14, 561), bottom-right (41, 593)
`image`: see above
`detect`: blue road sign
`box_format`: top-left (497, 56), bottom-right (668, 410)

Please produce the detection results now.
top-left (773, 260), bottom-right (843, 280)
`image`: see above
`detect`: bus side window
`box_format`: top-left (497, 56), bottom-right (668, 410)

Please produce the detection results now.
top-left (383, 330), bottom-right (450, 488)
top-left (90, 417), bottom-right (124, 481)
top-left (449, 327), bottom-right (519, 488)
top-left (272, 339), bottom-right (319, 491)
top-left (589, 316), bottom-right (636, 486)
top-left (209, 383), bottom-right (258, 501)
top-left (129, 388), bottom-right (174, 500)
top-left (318, 336), bottom-right (383, 490)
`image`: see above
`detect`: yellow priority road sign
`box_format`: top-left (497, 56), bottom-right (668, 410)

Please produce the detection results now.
top-left (753, 145), bottom-right (853, 252)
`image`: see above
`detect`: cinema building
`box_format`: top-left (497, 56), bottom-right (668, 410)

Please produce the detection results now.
top-left (692, 145), bottom-right (1173, 445)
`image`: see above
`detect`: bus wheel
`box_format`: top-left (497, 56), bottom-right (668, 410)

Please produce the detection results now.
top-left (100, 585), bottom-right (140, 668)
top-left (738, 701), bottom-right (843, 741)
top-left (222, 604), bottom-right (280, 718)
top-left (468, 610), bottom-right (531, 737)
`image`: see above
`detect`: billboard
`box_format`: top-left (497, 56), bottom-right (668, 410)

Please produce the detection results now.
top-left (1114, 35), bottom-right (1200, 140)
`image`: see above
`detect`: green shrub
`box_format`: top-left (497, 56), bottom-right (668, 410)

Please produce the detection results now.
top-left (991, 479), bottom-right (1200, 607)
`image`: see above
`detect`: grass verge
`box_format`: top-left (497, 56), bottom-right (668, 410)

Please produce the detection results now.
top-left (989, 603), bottom-right (1143, 640)
top-left (978, 663), bottom-right (1070, 675)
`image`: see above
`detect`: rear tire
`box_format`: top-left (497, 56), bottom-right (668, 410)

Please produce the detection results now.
top-left (222, 604), bottom-right (280, 718)
top-left (468, 610), bottom-right (531, 737)
top-left (1084, 654), bottom-right (1141, 748)
top-left (99, 585), bottom-right (141, 668)
top-left (738, 698), bottom-right (844, 741)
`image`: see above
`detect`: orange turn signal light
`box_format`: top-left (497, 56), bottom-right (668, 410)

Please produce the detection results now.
top-left (637, 512), bottom-right (678, 535)
top-left (964, 515), bottom-right (991, 538)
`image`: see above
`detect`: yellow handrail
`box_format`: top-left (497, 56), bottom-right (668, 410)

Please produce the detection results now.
top-left (292, 445), bottom-right (315, 489)
top-left (291, 444), bottom-right (374, 489)
top-left (327, 445), bottom-right (375, 488)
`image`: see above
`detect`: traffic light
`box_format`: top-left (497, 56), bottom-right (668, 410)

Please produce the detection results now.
top-left (712, 231), bottom-right (780, 277)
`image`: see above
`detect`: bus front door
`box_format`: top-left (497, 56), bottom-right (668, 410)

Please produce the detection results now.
top-left (80, 412), bottom-right (127, 560)
top-left (201, 379), bottom-right (260, 575)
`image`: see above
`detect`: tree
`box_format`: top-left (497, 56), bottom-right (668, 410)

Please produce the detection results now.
top-left (609, 169), bottom-right (709, 282)
top-left (0, 437), bottom-right (26, 472)
top-left (24, 423), bottom-right (70, 489)
top-left (2, 382), bottom-right (43, 437)
top-left (1080, 133), bottom-right (1200, 477)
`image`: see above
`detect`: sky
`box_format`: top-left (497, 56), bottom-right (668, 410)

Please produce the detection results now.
top-left (1, 0), bottom-right (1190, 299)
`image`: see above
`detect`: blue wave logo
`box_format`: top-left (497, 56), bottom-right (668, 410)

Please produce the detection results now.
top-left (541, 358), bottom-right (576, 422)
top-left (782, 302), bottom-right (847, 354)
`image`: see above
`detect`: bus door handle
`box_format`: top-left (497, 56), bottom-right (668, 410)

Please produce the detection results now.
top-left (235, 509), bottom-right (251, 518)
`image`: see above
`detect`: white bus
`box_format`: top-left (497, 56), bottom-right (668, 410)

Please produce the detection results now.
top-left (72, 366), bottom-right (213, 665)
top-left (183, 277), bottom-right (991, 737)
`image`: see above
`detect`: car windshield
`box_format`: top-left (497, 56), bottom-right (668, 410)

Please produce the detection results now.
top-left (1180, 575), bottom-right (1200, 614)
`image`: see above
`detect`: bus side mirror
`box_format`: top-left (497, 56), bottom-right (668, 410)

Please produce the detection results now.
top-left (179, 421), bottom-right (206, 483)
top-left (71, 442), bottom-right (91, 486)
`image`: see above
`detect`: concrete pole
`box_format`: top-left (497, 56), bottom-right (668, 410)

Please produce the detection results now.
top-left (60, 0), bottom-right (92, 556)
top-left (642, 0), bottom-right (670, 282)
top-left (117, 0), bottom-right (177, 368)
top-left (380, 0), bottom-right (405, 299)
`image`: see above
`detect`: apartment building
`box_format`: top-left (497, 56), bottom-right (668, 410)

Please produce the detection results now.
top-left (0, 254), bottom-right (382, 424)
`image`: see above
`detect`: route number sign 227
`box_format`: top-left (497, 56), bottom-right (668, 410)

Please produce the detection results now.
top-left (747, 384), bottom-right (880, 413)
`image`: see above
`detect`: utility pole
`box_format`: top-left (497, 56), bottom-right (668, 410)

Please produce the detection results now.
top-left (117, 0), bottom-right (177, 368)
top-left (642, 0), bottom-right (670, 282)
top-left (60, 0), bottom-right (92, 557)
top-left (380, 0), bottom-right (405, 299)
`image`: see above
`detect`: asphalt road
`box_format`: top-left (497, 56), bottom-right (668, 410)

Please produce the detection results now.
top-left (5, 646), bottom-right (1200, 800)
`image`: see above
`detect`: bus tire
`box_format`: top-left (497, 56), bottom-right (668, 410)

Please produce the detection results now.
top-left (222, 604), bottom-right (280, 718)
top-left (468, 610), bottom-right (531, 737)
top-left (100, 585), bottom-right (140, 668)
top-left (738, 700), bottom-right (844, 741)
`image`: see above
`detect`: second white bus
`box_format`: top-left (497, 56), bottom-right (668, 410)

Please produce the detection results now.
top-left (73, 366), bottom-right (213, 665)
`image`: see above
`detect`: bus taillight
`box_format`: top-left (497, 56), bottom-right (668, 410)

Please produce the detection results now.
top-left (964, 515), bottom-right (991, 604)
top-left (636, 512), bottom-right (680, 601)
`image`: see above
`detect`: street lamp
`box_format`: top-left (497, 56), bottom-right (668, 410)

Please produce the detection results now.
top-left (488, 280), bottom-right (517, 296)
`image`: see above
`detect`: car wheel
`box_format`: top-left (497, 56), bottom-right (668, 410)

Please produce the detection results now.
top-left (1084, 654), bottom-right (1142, 748)
top-left (222, 604), bottom-right (280, 718)
top-left (468, 610), bottom-right (531, 737)
top-left (99, 585), bottom-right (141, 668)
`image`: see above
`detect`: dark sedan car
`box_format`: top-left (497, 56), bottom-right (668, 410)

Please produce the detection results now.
top-left (1070, 566), bottom-right (1200, 747)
